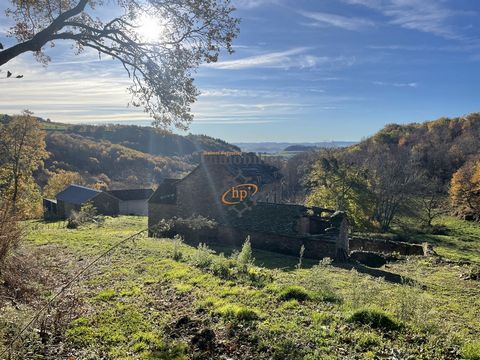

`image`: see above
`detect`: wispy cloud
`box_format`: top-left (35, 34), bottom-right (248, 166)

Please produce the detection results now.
top-left (344, 0), bottom-right (471, 40)
top-left (0, 56), bottom-right (151, 124)
top-left (206, 47), bottom-right (355, 70)
top-left (368, 43), bottom-right (480, 53)
top-left (373, 81), bottom-right (418, 88)
top-left (200, 88), bottom-right (296, 98)
top-left (233, 0), bottom-right (280, 9)
top-left (299, 10), bottom-right (374, 31)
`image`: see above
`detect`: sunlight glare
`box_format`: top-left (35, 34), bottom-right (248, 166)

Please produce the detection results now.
top-left (136, 14), bottom-right (166, 42)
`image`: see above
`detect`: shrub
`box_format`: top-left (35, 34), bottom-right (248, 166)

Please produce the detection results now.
top-left (0, 201), bottom-right (21, 267)
top-left (210, 255), bottom-right (235, 279)
top-left (191, 243), bottom-right (214, 269)
top-left (66, 202), bottom-right (103, 229)
top-left (151, 215), bottom-right (218, 237)
top-left (278, 285), bottom-right (312, 302)
top-left (462, 341), bottom-right (480, 360)
top-left (236, 236), bottom-right (254, 272)
top-left (174, 215), bottom-right (217, 231)
top-left (171, 235), bottom-right (184, 261)
top-left (348, 308), bottom-right (400, 331)
top-left (246, 267), bottom-right (273, 286)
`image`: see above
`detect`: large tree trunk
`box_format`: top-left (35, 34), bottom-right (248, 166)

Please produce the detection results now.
top-left (0, 0), bottom-right (89, 66)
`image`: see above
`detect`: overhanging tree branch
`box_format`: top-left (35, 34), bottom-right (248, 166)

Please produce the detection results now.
top-left (1, 0), bottom-right (239, 128)
top-left (0, 0), bottom-right (89, 66)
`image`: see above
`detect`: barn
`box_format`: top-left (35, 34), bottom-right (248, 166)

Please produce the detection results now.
top-left (107, 189), bottom-right (153, 216)
top-left (51, 184), bottom-right (119, 219)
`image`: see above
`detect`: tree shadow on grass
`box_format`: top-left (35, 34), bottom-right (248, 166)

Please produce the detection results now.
top-left (208, 244), bottom-right (317, 270)
top-left (334, 262), bottom-right (418, 286)
top-left (201, 244), bottom-right (419, 285)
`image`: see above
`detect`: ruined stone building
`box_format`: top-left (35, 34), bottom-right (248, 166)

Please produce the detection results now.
top-left (148, 153), bottom-right (349, 259)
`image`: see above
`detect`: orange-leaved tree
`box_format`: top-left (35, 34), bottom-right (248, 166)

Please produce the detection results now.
top-left (0, 111), bottom-right (48, 217)
top-left (450, 160), bottom-right (480, 220)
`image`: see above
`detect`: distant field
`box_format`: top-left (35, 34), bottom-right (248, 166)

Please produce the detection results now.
top-left (1, 216), bottom-right (479, 359)
top-left (41, 121), bottom-right (69, 131)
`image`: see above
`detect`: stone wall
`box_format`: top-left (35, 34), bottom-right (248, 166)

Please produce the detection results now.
top-left (148, 156), bottom-right (347, 259)
top-left (156, 224), bottom-right (338, 260)
top-left (349, 237), bottom-right (426, 256)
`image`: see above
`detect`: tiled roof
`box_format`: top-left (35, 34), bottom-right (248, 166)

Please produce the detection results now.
top-left (107, 189), bottom-right (153, 201)
top-left (56, 184), bottom-right (101, 205)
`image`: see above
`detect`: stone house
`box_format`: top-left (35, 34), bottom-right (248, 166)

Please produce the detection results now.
top-left (45, 184), bottom-right (119, 219)
top-left (107, 189), bottom-right (153, 216)
top-left (148, 153), bottom-right (349, 259)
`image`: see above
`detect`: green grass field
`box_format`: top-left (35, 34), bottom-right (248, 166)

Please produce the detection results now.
top-left (1, 216), bottom-right (479, 359)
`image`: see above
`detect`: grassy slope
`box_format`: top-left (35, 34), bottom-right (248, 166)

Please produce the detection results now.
top-left (1, 217), bottom-right (479, 359)
top-left (420, 217), bottom-right (480, 263)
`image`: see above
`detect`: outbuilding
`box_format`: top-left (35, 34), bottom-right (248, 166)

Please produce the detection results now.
top-left (107, 189), bottom-right (153, 216)
top-left (54, 184), bottom-right (119, 219)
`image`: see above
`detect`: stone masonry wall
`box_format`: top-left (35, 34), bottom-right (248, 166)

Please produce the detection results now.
top-left (156, 224), bottom-right (337, 260)
top-left (349, 237), bottom-right (425, 256)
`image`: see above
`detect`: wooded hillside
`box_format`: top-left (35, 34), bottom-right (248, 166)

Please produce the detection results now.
top-left (305, 112), bottom-right (480, 230)
top-left (1, 114), bottom-right (240, 190)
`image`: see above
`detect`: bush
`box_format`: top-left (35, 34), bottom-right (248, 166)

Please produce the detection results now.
top-left (174, 215), bottom-right (217, 231)
top-left (0, 201), bottom-right (21, 267)
top-left (66, 202), bottom-right (103, 229)
top-left (246, 267), bottom-right (273, 286)
top-left (462, 341), bottom-right (480, 360)
top-left (209, 255), bottom-right (235, 279)
top-left (151, 215), bottom-right (218, 237)
top-left (171, 235), bottom-right (184, 261)
top-left (278, 285), bottom-right (312, 302)
top-left (348, 308), bottom-right (400, 331)
top-left (236, 236), bottom-right (254, 272)
top-left (191, 243), bottom-right (214, 269)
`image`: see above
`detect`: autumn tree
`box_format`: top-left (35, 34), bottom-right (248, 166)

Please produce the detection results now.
top-left (450, 160), bottom-right (480, 220)
top-left (0, 111), bottom-right (48, 216)
top-left (43, 170), bottom-right (84, 198)
top-left (1, 0), bottom-right (239, 129)
top-left (413, 176), bottom-right (448, 228)
top-left (365, 146), bottom-right (423, 231)
top-left (305, 151), bottom-right (373, 230)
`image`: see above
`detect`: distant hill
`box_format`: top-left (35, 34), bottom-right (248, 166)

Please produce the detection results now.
top-left (43, 132), bottom-right (195, 188)
top-left (67, 124), bottom-right (240, 157)
top-left (283, 145), bottom-right (318, 152)
top-left (349, 112), bottom-right (480, 185)
top-left (235, 141), bottom-right (356, 153)
top-left (1, 115), bottom-right (240, 188)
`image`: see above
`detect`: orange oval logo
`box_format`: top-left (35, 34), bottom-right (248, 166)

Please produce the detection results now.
top-left (221, 184), bottom-right (259, 205)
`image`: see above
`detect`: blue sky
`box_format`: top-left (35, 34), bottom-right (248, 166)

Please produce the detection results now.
top-left (1, 0), bottom-right (480, 142)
